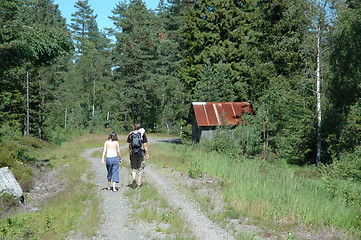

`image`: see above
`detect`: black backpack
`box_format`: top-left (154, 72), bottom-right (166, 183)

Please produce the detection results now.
top-left (130, 132), bottom-right (143, 154)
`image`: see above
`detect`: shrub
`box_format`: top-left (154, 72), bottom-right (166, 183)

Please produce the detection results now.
top-left (0, 140), bottom-right (36, 192)
top-left (323, 178), bottom-right (361, 207)
top-left (179, 120), bottom-right (192, 141)
top-left (188, 159), bottom-right (203, 178)
top-left (19, 136), bottom-right (48, 149)
top-left (0, 121), bottom-right (22, 142)
top-left (234, 123), bottom-right (262, 157)
top-left (199, 123), bottom-right (262, 158)
top-left (0, 193), bottom-right (20, 216)
top-left (0, 150), bottom-right (13, 168)
top-left (11, 163), bottom-right (34, 192)
top-left (43, 126), bottom-right (71, 145)
top-left (321, 146), bottom-right (361, 207)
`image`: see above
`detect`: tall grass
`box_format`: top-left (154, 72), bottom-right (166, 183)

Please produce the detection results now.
top-left (0, 134), bottom-right (106, 239)
top-left (151, 143), bottom-right (360, 238)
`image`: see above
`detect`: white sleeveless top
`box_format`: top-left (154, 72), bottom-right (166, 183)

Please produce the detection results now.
top-left (106, 148), bottom-right (117, 158)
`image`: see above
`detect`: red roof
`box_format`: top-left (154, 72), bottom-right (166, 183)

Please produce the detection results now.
top-left (192, 102), bottom-right (254, 126)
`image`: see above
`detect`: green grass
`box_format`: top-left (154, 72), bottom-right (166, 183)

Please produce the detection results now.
top-left (149, 143), bottom-right (190, 172)
top-left (2, 134), bottom-right (358, 239)
top-left (150, 143), bottom-right (360, 239)
top-left (0, 134), bottom-right (106, 239)
top-left (126, 182), bottom-right (195, 239)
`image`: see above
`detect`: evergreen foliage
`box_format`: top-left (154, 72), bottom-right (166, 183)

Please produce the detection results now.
top-left (0, 0), bottom-right (71, 137)
top-left (0, 0), bottom-right (359, 177)
top-left (110, 0), bottom-right (187, 131)
top-left (110, 0), bottom-right (159, 128)
top-left (50, 0), bottom-right (113, 132)
top-left (70, 0), bottom-right (103, 54)
top-left (324, 1), bottom-right (361, 159)
top-left (0, 0), bottom-right (360, 236)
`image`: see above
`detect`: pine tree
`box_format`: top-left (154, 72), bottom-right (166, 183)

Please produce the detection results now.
top-left (254, 0), bottom-right (315, 164)
top-left (67, 0), bottom-right (111, 130)
top-left (0, 0), bottom-right (71, 137)
top-left (180, 0), bottom-right (260, 100)
top-left (110, 0), bottom-right (160, 128)
top-left (151, 0), bottom-right (190, 132)
top-left (70, 0), bottom-right (100, 55)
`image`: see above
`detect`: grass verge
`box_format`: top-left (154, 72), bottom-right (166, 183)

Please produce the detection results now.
top-left (0, 134), bottom-right (106, 239)
top-left (150, 142), bottom-right (360, 239)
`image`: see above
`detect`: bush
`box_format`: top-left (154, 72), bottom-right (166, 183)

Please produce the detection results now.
top-left (321, 146), bottom-right (361, 181)
top-left (43, 126), bottom-right (87, 145)
top-left (19, 136), bottom-right (48, 149)
top-left (0, 138), bottom-right (38, 192)
top-left (0, 150), bottom-right (14, 168)
top-left (188, 159), bottom-right (203, 178)
top-left (0, 121), bottom-right (22, 142)
top-left (43, 126), bottom-right (72, 145)
top-left (200, 127), bottom-right (237, 155)
top-left (0, 137), bottom-right (43, 164)
top-left (179, 120), bottom-right (192, 141)
top-left (199, 123), bottom-right (262, 158)
top-left (0, 193), bottom-right (20, 216)
top-left (321, 146), bottom-right (361, 207)
top-left (323, 178), bottom-right (361, 207)
top-left (11, 163), bottom-right (34, 192)
top-left (234, 123), bottom-right (263, 157)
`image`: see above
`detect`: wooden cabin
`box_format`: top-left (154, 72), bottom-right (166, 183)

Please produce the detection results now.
top-left (190, 102), bottom-right (254, 142)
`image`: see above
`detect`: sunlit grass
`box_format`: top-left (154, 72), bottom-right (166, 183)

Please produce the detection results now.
top-left (0, 134), bottom-right (103, 239)
top-left (149, 143), bottom-right (190, 172)
top-left (150, 143), bottom-right (360, 239)
top-left (126, 182), bottom-right (195, 239)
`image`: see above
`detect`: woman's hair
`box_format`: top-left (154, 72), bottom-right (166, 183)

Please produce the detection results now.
top-left (134, 123), bottom-right (141, 130)
top-left (108, 132), bottom-right (118, 141)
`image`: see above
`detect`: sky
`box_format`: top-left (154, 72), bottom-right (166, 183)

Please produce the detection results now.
top-left (53, 0), bottom-right (159, 31)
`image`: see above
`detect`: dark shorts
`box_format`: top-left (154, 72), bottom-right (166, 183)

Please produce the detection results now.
top-left (130, 154), bottom-right (144, 170)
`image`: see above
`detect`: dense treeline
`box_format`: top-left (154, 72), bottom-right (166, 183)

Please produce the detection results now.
top-left (0, 0), bottom-right (360, 168)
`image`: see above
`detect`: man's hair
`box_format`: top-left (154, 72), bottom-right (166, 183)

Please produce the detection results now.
top-left (134, 123), bottom-right (141, 130)
top-left (108, 132), bottom-right (118, 141)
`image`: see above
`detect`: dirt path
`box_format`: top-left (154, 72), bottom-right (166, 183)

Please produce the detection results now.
top-left (81, 139), bottom-right (235, 240)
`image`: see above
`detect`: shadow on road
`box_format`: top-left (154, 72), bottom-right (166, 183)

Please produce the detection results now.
top-left (155, 138), bottom-right (183, 144)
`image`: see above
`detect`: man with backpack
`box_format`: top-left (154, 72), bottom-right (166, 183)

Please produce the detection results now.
top-left (127, 123), bottom-right (149, 189)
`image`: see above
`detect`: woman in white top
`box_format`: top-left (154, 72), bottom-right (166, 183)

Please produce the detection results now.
top-left (101, 132), bottom-right (122, 192)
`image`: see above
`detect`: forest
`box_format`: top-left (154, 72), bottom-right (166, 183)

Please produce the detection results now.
top-left (0, 0), bottom-right (360, 212)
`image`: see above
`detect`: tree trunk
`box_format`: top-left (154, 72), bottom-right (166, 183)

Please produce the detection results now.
top-left (65, 107), bottom-right (68, 128)
top-left (92, 77), bottom-right (95, 117)
top-left (316, 24), bottom-right (322, 166)
top-left (24, 71), bottom-right (30, 136)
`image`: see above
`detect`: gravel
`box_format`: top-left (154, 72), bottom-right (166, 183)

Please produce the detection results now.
top-left (77, 139), bottom-right (235, 240)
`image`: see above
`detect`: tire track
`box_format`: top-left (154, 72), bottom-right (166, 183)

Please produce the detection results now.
top-left (81, 139), bottom-right (235, 240)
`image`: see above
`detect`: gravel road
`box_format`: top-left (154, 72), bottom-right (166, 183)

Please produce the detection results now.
top-left (81, 140), bottom-right (235, 240)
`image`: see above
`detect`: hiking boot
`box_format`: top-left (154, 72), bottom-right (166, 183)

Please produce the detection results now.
top-left (131, 180), bottom-right (137, 189)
